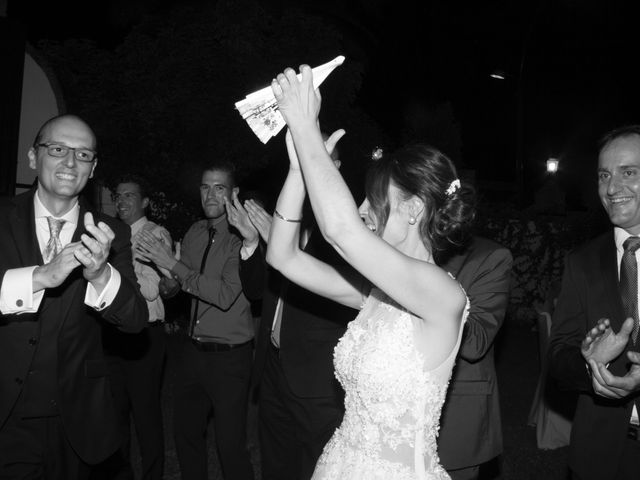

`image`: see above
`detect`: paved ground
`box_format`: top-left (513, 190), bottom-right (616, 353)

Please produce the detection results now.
top-left (128, 319), bottom-right (570, 480)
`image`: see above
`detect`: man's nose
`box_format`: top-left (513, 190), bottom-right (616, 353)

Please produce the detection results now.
top-left (607, 175), bottom-right (622, 195)
top-left (61, 149), bottom-right (78, 167)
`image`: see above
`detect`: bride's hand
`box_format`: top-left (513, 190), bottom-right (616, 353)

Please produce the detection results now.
top-left (272, 65), bottom-right (320, 130)
top-left (285, 128), bottom-right (346, 171)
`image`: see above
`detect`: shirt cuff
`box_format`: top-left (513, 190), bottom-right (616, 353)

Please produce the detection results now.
top-left (170, 260), bottom-right (191, 284)
top-left (0, 266), bottom-right (44, 314)
top-left (240, 241), bottom-right (259, 261)
top-left (85, 264), bottom-right (121, 311)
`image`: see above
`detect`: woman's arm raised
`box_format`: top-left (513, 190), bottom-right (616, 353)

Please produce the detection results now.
top-left (272, 66), bottom-right (466, 326)
top-left (266, 129), bottom-right (365, 309)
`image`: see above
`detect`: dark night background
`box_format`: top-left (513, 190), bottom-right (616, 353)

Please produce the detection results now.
top-left (4, 2), bottom-right (639, 477)
top-left (5, 0), bottom-right (640, 229)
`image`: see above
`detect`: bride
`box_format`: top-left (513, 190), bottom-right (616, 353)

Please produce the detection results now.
top-left (266, 64), bottom-right (475, 479)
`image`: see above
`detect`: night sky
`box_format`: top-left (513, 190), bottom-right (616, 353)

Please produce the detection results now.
top-left (8, 0), bottom-right (640, 208)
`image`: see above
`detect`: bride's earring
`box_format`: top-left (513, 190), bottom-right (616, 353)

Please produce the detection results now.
top-left (408, 217), bottom-right (416, 225)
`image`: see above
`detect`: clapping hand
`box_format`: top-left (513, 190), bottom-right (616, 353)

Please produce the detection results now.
top-left (76, 212), bottom-right (114, 284)
top-left (588, 351), bottom-right (640, 399)
top-left (33, 242), bottom-right (83, 291)
top-left (225, 191), bottom-right (259, 247)
top-left (581, 317), bottom-right (634, 365)
top-left (135, 230), bottom-right (177, 272)
top-left (244, 200), bottom-right (273, 243)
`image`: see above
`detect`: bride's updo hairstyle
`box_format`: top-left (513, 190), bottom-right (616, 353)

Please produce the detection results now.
top-left (364, 144), bottom-right (476, 252)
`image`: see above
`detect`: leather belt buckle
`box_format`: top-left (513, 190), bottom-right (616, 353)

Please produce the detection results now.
top-left (627, 424), bottom-right (640, 441)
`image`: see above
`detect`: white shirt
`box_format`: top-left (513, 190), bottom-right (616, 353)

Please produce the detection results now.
top-left (0, 190), bottom-right (121, 314)
top-left (130, 216), bottom-right (169, 323)
top-left (613, 227), bottom-right (639, 425)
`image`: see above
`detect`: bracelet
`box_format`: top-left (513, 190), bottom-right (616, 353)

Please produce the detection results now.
top-left (274, 209), bottom-right (302, 223)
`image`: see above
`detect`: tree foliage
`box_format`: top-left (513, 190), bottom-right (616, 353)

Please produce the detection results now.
top-left (39, 0), bottom-right (386, 237)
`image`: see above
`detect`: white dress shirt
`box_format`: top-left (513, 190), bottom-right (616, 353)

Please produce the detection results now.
top-left (614, 227), bottom-right (639, 425)
top-left (0, 190), bottom-right (121, 315)
top-left (130, 216), bottom-right (169, 323)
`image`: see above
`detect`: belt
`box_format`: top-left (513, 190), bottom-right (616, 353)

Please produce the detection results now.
top-left (627, 424), bottom-right (640, 441)
top-left (190, 338), bottom-right (253, 352)
top-left (149, 321), bottom-right (164, 328)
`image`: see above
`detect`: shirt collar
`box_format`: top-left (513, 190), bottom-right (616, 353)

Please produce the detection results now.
top-left (130, 216), bottom-right (148, 236)
top-left (613, 227), bottom-right (640, 254)
top-left (34, 190), bottom-right (79, 226)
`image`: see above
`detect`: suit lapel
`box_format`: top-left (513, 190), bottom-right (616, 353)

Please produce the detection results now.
top-left (8, 190), bottom-right (42, 268)
top-left (598, 232), bottom-right (625, 332)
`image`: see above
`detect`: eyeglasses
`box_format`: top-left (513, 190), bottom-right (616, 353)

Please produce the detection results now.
top-left (36, 143), bottom-right (97, 163)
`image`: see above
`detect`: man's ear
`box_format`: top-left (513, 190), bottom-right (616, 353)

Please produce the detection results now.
top-left (89, 160), bottom-right (98, 179)
top-left (28, 147), bottom-right (37, 171)
top-left (142, 197), bottom-right (150, 210)
top-left (232, 186), bottom-right (240, 198)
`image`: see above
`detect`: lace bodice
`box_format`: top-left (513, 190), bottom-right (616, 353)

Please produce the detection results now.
top-left (312, 288), bottom-right (468, 480)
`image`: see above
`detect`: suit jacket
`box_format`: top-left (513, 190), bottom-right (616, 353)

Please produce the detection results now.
top-left (0, 189), bottom-right (147, 464)
top-left (548, 230), bottom-right (640, 480)
top-left (437, 236), bottom-right (512, 469)
top-left (241, 233), bottom-right (356, 399)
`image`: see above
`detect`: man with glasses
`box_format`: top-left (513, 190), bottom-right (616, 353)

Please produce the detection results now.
top-left (0, 114), bottom-right (147, 478)
top-left (136, 161), bottom-right (255, 480)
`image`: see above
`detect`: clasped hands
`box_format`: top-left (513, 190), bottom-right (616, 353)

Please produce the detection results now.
top-left (34, 212), bottom-right (114, 291)
top-left (581, 317), bottom-right (640, 399)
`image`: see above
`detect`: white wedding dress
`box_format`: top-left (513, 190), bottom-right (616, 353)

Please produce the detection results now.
top-left (311, 287), bottom-right (468, 480)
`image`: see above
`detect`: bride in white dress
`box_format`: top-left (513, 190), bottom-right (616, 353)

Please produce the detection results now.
top-left (266, 65), bottom-right (476, 480)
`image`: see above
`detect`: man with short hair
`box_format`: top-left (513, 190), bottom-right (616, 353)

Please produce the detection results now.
top-left (549, 125), bottom-right (640, 480)
top-left (0, 114), bottom-right (147, 478)
top-left (96, 174), bottom-right (175, 479)
top-left (136, 161), bottom-right (254, 480)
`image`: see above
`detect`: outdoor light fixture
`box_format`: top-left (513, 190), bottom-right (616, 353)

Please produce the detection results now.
top-left (546, 158), bottom-right (559, 173)
top-left (489, 69), bottom-right (507, 80)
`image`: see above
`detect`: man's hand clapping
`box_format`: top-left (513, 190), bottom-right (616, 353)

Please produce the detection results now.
top-left (225, 191), bottom-right (259, 248)
top-left (135, 230), bottom-right (177, 273)
top-left (582, 317), bottom-right (640, 399)
top-left (76, 212), bottom-right (114, 284)
top-left (581, 317), bottom-right (634, 365)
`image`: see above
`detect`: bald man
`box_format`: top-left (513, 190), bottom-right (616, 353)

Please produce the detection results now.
top-left (0, 114), bottom-right (147, 478)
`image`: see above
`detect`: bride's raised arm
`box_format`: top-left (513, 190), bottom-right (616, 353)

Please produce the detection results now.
top-left (266, 129), bottom-right (365, 309)
top-left (272, 66), bottom-right (467, 327)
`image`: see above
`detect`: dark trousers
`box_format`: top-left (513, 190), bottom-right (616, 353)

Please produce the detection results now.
top-left (259, 343), bottom-right (344, 480)
top-left (571, 436), bottom-right (640, 480)
top-left (93, 325), bottom-right (166, 480)
top-left (0, 414), bottom-right (91, 480)
top-left (173, 337), bottom-right (254, 480)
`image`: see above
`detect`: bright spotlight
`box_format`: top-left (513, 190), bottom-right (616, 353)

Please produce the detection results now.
top-left (546, 158), bottom-right (559, 173)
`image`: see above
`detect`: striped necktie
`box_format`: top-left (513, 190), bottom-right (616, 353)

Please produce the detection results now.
top-left (620, 237), bottom-right (640, 343)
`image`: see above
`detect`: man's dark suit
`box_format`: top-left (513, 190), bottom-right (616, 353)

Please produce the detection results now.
top-left (437, 236), bottom-right (512, 475)
top-left (241, 233), bottom-right (355, 480)
top-left (548, 231), bottom-right (640, 480)
top-left (0, 189), bottom-right (147, 466)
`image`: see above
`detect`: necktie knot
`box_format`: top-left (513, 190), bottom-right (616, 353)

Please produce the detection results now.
top-left (624, 237), bottom-right (640, 254)
top-left (47, 217), bottom-right (65, 237)
top-left (43, 217), bottom-right (66, 263)
top-left (208, 227), bottom-right (217, 243)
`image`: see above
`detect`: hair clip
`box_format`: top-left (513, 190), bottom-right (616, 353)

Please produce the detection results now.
top-left (371, 147), bottom-right (383, 161)
top-left (445, 179), bottom-right (461, 196)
